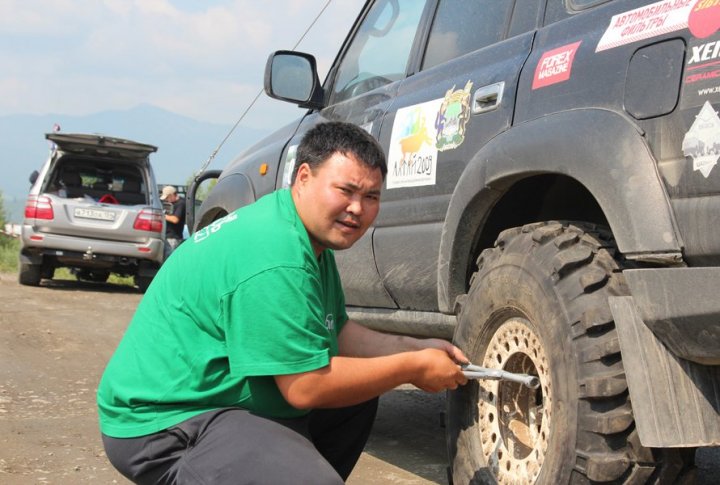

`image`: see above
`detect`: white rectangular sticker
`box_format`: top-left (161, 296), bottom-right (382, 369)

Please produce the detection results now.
top-left (387, 99), bottom-right (443, 189)
top-left (596, 0), bottom-right (695, 53)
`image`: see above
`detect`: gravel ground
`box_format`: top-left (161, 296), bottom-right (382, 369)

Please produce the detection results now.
top-left (0, 272), bottom-right (716, 484)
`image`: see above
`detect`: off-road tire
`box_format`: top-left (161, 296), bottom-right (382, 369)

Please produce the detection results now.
top-left (18, 262), bottom-right (42, 286)
top-left (41, 265), bottom-right (55, 280)
top-left (447, 221), bottom-right (693, 484)
top-left (134, 275), bottom-right (152, 293)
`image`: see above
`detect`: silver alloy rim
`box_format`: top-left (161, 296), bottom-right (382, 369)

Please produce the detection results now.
top-left (477, 317), bottom-right (551, 484)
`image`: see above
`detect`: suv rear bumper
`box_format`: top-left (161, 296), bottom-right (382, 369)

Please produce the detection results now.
top-left (21, 225), bottom-right (164, 265)
top-left (616, 267), bottom-right (720, 365)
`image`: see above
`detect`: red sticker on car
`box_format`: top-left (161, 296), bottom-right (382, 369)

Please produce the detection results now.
top-left (688, 0), bottom-right (720, 39)
top-left (532, 41), bottom-right (582, 90)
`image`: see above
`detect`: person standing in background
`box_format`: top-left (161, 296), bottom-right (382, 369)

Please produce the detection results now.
top-left (160, 185), bottom-right (186, 258)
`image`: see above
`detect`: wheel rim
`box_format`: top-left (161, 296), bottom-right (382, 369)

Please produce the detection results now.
top-left (477, 317), bottom-right (551, 483)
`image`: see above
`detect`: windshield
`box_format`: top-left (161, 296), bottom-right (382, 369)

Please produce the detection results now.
top-left (330, 0), bottom-right (427, 103)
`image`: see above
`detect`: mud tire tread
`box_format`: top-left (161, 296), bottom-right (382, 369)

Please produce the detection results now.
top-left (448, 221), bottom-right (692, 484)
top-left (18, 262), bottom-right (42, 286)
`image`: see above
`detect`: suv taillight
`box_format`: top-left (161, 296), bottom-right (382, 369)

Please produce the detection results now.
top-left (24, 195), bottom-right (54, 220)
top-left (133, 208), bottom-right (164, 233)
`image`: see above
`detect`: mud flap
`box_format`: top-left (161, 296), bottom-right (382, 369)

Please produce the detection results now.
top-left (137, 261), bottom-right (159, 277)
top-left (19, 251), bottom-right (43, 265)
top-left (610, 296), bottom-right (720, 447)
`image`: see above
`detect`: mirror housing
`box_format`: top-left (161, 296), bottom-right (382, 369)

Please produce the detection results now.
top-left (264, 51), bottom-right (324, 109)
top-left (29, 170), bottom-right (39, 185)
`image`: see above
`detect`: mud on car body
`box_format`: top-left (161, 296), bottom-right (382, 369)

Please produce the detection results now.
top-left (188, 0), bottom-right (720, 483)
top-left (20, 133), bottom-right (164, 292)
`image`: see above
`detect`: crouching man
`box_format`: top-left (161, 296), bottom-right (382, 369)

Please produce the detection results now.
top-left (97, 121), bottom-right (468, 485)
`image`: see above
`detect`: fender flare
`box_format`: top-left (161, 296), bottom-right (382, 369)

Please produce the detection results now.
top-left (438, 108), bottom-right (682, 313)
top-left (194, 173), bottom-right (256, 231)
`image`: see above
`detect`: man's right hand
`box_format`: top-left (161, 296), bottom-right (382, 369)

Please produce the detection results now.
top-left (275, 348), bottom-right (468, 410)
top-left (409, 348), bottom-right (468, 393)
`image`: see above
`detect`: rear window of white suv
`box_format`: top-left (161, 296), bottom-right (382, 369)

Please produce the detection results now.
top-left (45, 161), bottom-right (147, 205)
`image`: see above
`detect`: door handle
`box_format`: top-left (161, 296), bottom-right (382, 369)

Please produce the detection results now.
top-left (472, 81), bottom-right (505, 114)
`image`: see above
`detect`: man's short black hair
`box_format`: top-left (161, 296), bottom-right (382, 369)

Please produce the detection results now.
top-left (291, 121), bottom-right (387, 184)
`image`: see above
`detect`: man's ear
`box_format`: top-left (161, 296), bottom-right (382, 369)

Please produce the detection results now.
top-left (294, 162), bottom-right (312, 186)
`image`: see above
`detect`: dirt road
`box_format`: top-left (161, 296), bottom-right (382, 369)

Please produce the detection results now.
top-left (0, 272), bottom-right (717, 484)
top-left (0, 273), bottom-right (448, 484)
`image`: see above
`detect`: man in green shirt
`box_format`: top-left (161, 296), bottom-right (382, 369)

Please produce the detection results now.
top-left (97, 121), bottom-right (468, 484)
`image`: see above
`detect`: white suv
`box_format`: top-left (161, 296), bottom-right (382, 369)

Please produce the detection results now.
top-left (19, 133), bottom-right (165, 292)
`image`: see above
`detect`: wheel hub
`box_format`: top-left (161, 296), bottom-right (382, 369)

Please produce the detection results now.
top-left (477, 318), bottom-right (550, 483)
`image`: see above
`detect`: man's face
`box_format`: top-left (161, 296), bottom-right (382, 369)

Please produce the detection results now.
top-left (292, 151), bottom-right (383, 256)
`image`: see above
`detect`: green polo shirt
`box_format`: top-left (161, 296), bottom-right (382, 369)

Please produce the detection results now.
top-left (97, 189), bottom-right (348, 438)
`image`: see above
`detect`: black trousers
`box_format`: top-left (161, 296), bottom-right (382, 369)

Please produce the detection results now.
top-left (102, 399), bottom-right (378, 485)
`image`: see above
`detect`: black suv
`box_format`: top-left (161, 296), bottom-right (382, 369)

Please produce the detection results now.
top-left (188, 1), bottom-right (720, 483)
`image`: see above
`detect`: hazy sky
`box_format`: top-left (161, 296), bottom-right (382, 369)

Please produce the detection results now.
top-left (0, 0), bottom-right (360, 127)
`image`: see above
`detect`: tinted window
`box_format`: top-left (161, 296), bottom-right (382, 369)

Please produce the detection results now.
top-left (508, 0), bottom-right (543, 38)
top-left (422, 0), bottom-right (513, 70)
top-left (330, 0), bottom-right (429, 104)
top-left (46, 160), bottom-right (145, 202)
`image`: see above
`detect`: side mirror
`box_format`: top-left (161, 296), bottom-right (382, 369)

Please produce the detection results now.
top-left (29, 170), bottom-right (39, 185)
top-left (264, 51), bottom-right (324, 109)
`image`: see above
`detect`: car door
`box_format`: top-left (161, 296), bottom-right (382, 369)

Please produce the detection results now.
top-left (274, 0), bottom-right (435, 308)
top-left (372, 0), bottom-right (542, 311)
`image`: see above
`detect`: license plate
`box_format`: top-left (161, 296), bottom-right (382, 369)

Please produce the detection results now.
top-left (74, 207), bottom-right (116, 221)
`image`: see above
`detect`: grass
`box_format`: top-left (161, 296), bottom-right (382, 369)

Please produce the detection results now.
top-left (0, 235), bottom-right (19, 273)
top-left (0, 235), bottom-right (133, 286)
top-left (108, 274), bottom-right (135, 286)
top-left (53, 268), bottom-right (134, 286)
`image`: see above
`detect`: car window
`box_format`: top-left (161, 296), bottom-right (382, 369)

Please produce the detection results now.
top-left (330, 0), bottom-right (429, 104)
top-left (421, 0), bottom-right (513, 71)
top-left (47, 160), bottom-right (146, 204)
top-left (508, 0), bottom-right (543, 38)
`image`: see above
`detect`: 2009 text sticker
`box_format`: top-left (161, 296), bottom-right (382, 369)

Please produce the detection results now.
top-left (387, 82), bottom-right (474, 190)
top-left (387, 99), bottom-right (443, 189)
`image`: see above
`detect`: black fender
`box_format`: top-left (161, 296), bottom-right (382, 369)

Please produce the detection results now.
top-left (438, 109), bottom-right (682, 313)
top-left (189, 117), bottom-right (306, 232)
top-left (19, 250), bottom-right (43, 265)
top-left (193, 172), bottom-right (256, 231)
